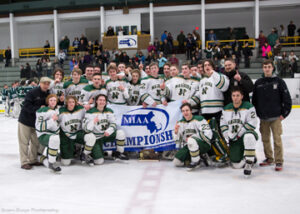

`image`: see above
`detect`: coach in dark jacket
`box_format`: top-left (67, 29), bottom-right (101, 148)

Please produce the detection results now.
top-left (223, 59), bottom-right (254, 106)
top-left (18, 77), bottom-right (51, 170)
top-left (252, 60), bottom-right (291, 171)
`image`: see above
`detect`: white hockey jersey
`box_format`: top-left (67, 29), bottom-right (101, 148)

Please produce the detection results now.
top-left (105, 79), bottom-right (130, 105)
top-left (220, 101), bottom-right (258, 141)
top-left (175, 115), bottom-right (213, 147)
top-left (59, 105), bottom-right (85, 139)
top-left (165, 75), bottom-right (199, 101)
top-left (35, 107), bottom-right (60, 138)
top-left (50, 81), bottom-right (64, 96)
top-left (63, 78), bottom-right (89, 101)
top-left (127, 81), bottom-right (142, 106)
top-left (140, 75), bottom-right (166, 105)
top-left (189, 71), bottom-right (229, 114)
top-left (80, 84), bottom-right (107, 105)
top-left (83, 107), bottom-right (117, 139)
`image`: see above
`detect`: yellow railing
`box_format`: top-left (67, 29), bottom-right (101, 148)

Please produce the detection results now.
top-left (280, 36), bottom-right (300, 46)
top-left (19, 47), bottom-right (55, 58)
top-left (206, 38), bottom-right (256, 48)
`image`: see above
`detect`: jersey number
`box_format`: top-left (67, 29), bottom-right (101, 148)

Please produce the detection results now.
top-left (178, 88), bottom-right (187, 96)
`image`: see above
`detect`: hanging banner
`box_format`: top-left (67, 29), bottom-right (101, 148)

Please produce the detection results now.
top-left (104, 100), bottom-right (183, 151)
top-left (118, 35), bottom-right (138, 49)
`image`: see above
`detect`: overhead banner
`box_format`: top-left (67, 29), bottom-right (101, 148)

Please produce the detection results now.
top-left (104, 100), bottom-right (183, 152)
top-left (118, 35), bottom-right (138, 49)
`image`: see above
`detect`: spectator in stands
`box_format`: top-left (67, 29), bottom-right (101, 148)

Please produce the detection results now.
top-left (78, 39), bottom-right (87, 57)
top-left (177, 31), bottom-right (186, 54)
top-left (228, 27), bottom-right (235, 40)
top-left (158, 52), bottom-right (167, 73)
top-left (193, 30), bottom-right (200, 41)
top-left (106, 26), bottom-right (115, 36)
top-left (267, 28), bottom-right (279, 48)
top-left (288, 50), bottom-right (299, 63)
top-left (161, 39), bottom-right (171, 57)
top-left (41, 51), bottom-right (49, 62)
top-left (95, 50), bottom-right (103, 63)
top-left (59, 36), bottom-right (70, 54)
top-left (20, 65), bottom-right (26, 80)
top-left (232, 43), bottom-right (242, 67)
top-left (147, 42), bottom-right (156, 53)
top-left (94, 40), bottom-right (99, 52)
top-left (191, 56), bottom-right (198, 66)
top-left (87, 41), bottom-right (94, 56)
top-left (186, 33), bottom-right (196, 60)
top-left (80, 34), bottom-right (88, 46)
top-left (154, 38), bottom-right (160, 53)
top-left (4, 46), bottom-right (11, 67)
top-left (46, 58), bottom-right (52, 77)
top-left (279, 25), bottom-right (286, 38)
top-left (290, 58), bottom-right (298, 77)
top-left (122, 52), bottom-right (130, 64)
top-left (169, 53), bottom-right (179, 65)
top-left (52, 58), bottom-right (61, 71)
top-left (194, 47), bottom-right (202, 61)
top-left (287, 21), bottom-right (296, 37)
top-left (69, 56), bottom-right (78, 72)
top-left (36, 59), bottom-right (42, 78)
top-left (256, 31), bottom-right (267, 56)
top-left (243, 42), bottom-right (252, 68)
top-left (161, 31), bottom-right (167, 42)
top-left (167, 32), bottom-right (174, 52)
top-left (262, 42), bottom-right (272, 59)
top-left (212, 45), bottom-right (221, 59)
top-left (78, 56), bottom-right (85, 72)
top-left (58, 49), bottom-right (66, 68)
top-left (243, 31), bottom-right (250, 40)
top-left (72, 37), bottom-right (80, 52)
top-left (280, 52), bottom-right (290, 77)
top-left (273, 39), bottom-right (282, 56)
top-left (223, 44), bottom-right (231, 58)
top-left (84, 51), bottom-right (93, 66)
top-left (207, 30), bottom-right (217, 42)
top-left (146, 51), bottom-right (155, 64)
top-left (44, 40), bottom-right (50, 53)
top-left (118, 27), bottom-right (124, 36)
top-left (41, 58), bottom-right (48, 77)
top-left (137, 51), bottom-right (145, 65)
top-left (204, 45), bottom-right (213, 59)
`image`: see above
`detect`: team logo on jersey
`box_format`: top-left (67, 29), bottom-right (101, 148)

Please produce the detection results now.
top-left (121, 107), bottom-right (169, 134)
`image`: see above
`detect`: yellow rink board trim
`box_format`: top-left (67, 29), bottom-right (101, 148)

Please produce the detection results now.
top-left (0, 105), bottom-right (300, 113)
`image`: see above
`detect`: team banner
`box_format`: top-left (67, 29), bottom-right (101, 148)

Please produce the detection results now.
top-left (117, 35), bottom-right (138, 49)
top-left (104, 100), bottom-right (183, 152)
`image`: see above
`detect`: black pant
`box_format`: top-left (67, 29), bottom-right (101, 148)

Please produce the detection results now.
top-left (5, 58), bottom-right (10, 67)
top-left (244, 57), bottom-right (250, 68)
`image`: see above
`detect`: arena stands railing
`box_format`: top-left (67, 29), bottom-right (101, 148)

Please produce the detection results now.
top-left (206, 38), bottom-right (256, 48)
top-left (280, 36), bottom-right (300, 46)
top-left (19, 47), bottom-right (55, 58)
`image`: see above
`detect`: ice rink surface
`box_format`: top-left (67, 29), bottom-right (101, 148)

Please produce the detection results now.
top-left (0, 109), bottom-right (300, 214)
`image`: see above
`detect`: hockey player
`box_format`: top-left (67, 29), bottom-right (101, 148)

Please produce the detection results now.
top-left (220, 88), bottom-right (258, 176)
top-left (83, 64), bottom-right (94, 84)
top-left (50, 68), bottom-right (65, 106)
top-left (35, 94), bottom-right (61, 172)
top-left (117, 62), bottom-right (132, 81)
top-left (63, 68), bottom-right (88, 103)
top-left (80, 73), bottom-right (107, 110)
top-left (173, 103), bottom-right (213, 170)
top-left (162, 63), bottom-right (171, 81)
top-left (170, 65), bottom-right (179, 78)
top-left (127, 69), bottom-right (142, 106)
top-left (140, 62), bottom-right (167, 107)
top-left (188, 59), bottom-right (229, 121)
top-left (1, 84), bottom-right (9, 116)
top-left (105, 64), bottom-right (130, 105)
top-left (58, 95), bottom-right (86, 166)
top-left (82, 94), bottom-right (128, 165)
top-left (165, 63), bottom-right (199, 102)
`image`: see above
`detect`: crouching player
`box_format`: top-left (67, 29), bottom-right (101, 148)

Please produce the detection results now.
top-left (35, 94), bottom-right (61, 172)
top-left (59, 95), bottom-right (85, 166)
top-left (82, 94), bottom-right (128, 166)
top-left (173, 103), bottom-right (213, 170)
top-left (220, 88), bottom-right (258, 177)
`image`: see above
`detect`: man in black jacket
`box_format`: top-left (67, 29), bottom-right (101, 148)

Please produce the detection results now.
top-left (223, 58), bottom-right (254, 106)
top-left (252, 60), bottom-right (292, 171)
top-left (5, 46), bottom-right (11, 67)
top-left (18, 77), bottom-right (51, 170)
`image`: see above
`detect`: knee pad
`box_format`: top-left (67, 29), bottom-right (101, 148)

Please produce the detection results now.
top-left (173, 158), bottom-right (184, 167)
top-left (116, 130), bottom-right (125, 141)
top-left (84, 133), bottom-right (96, 144)
top-left (187, 138), bottom-right (199, 152)
top-left (94, 158), bottom-right (104, 165)
top-left (61, 159), bottom-right (71, 166)
top-left (243, 133), bottom-right (256, 150)
top-left (49, 135), bottom-right (60, 149)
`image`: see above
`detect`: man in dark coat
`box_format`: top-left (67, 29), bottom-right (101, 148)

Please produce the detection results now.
top-left (18, 77), bottom-right (51, 170)
top-left (252, 60), bottom-right (292, 171)
top-left (223, 58), bottom-right (254, 106)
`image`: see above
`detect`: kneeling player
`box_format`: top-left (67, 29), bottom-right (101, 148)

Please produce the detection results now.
top-left (82, 94), bottom-right (128, 165)
top-left (220, 88), bottom-right (258, 176)
top-left (173, 103), bottom-right (213, 170)
top-left (59, 95), bottom-right (85, 166)
top-left (35, 94), bottom-right (61, 172)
